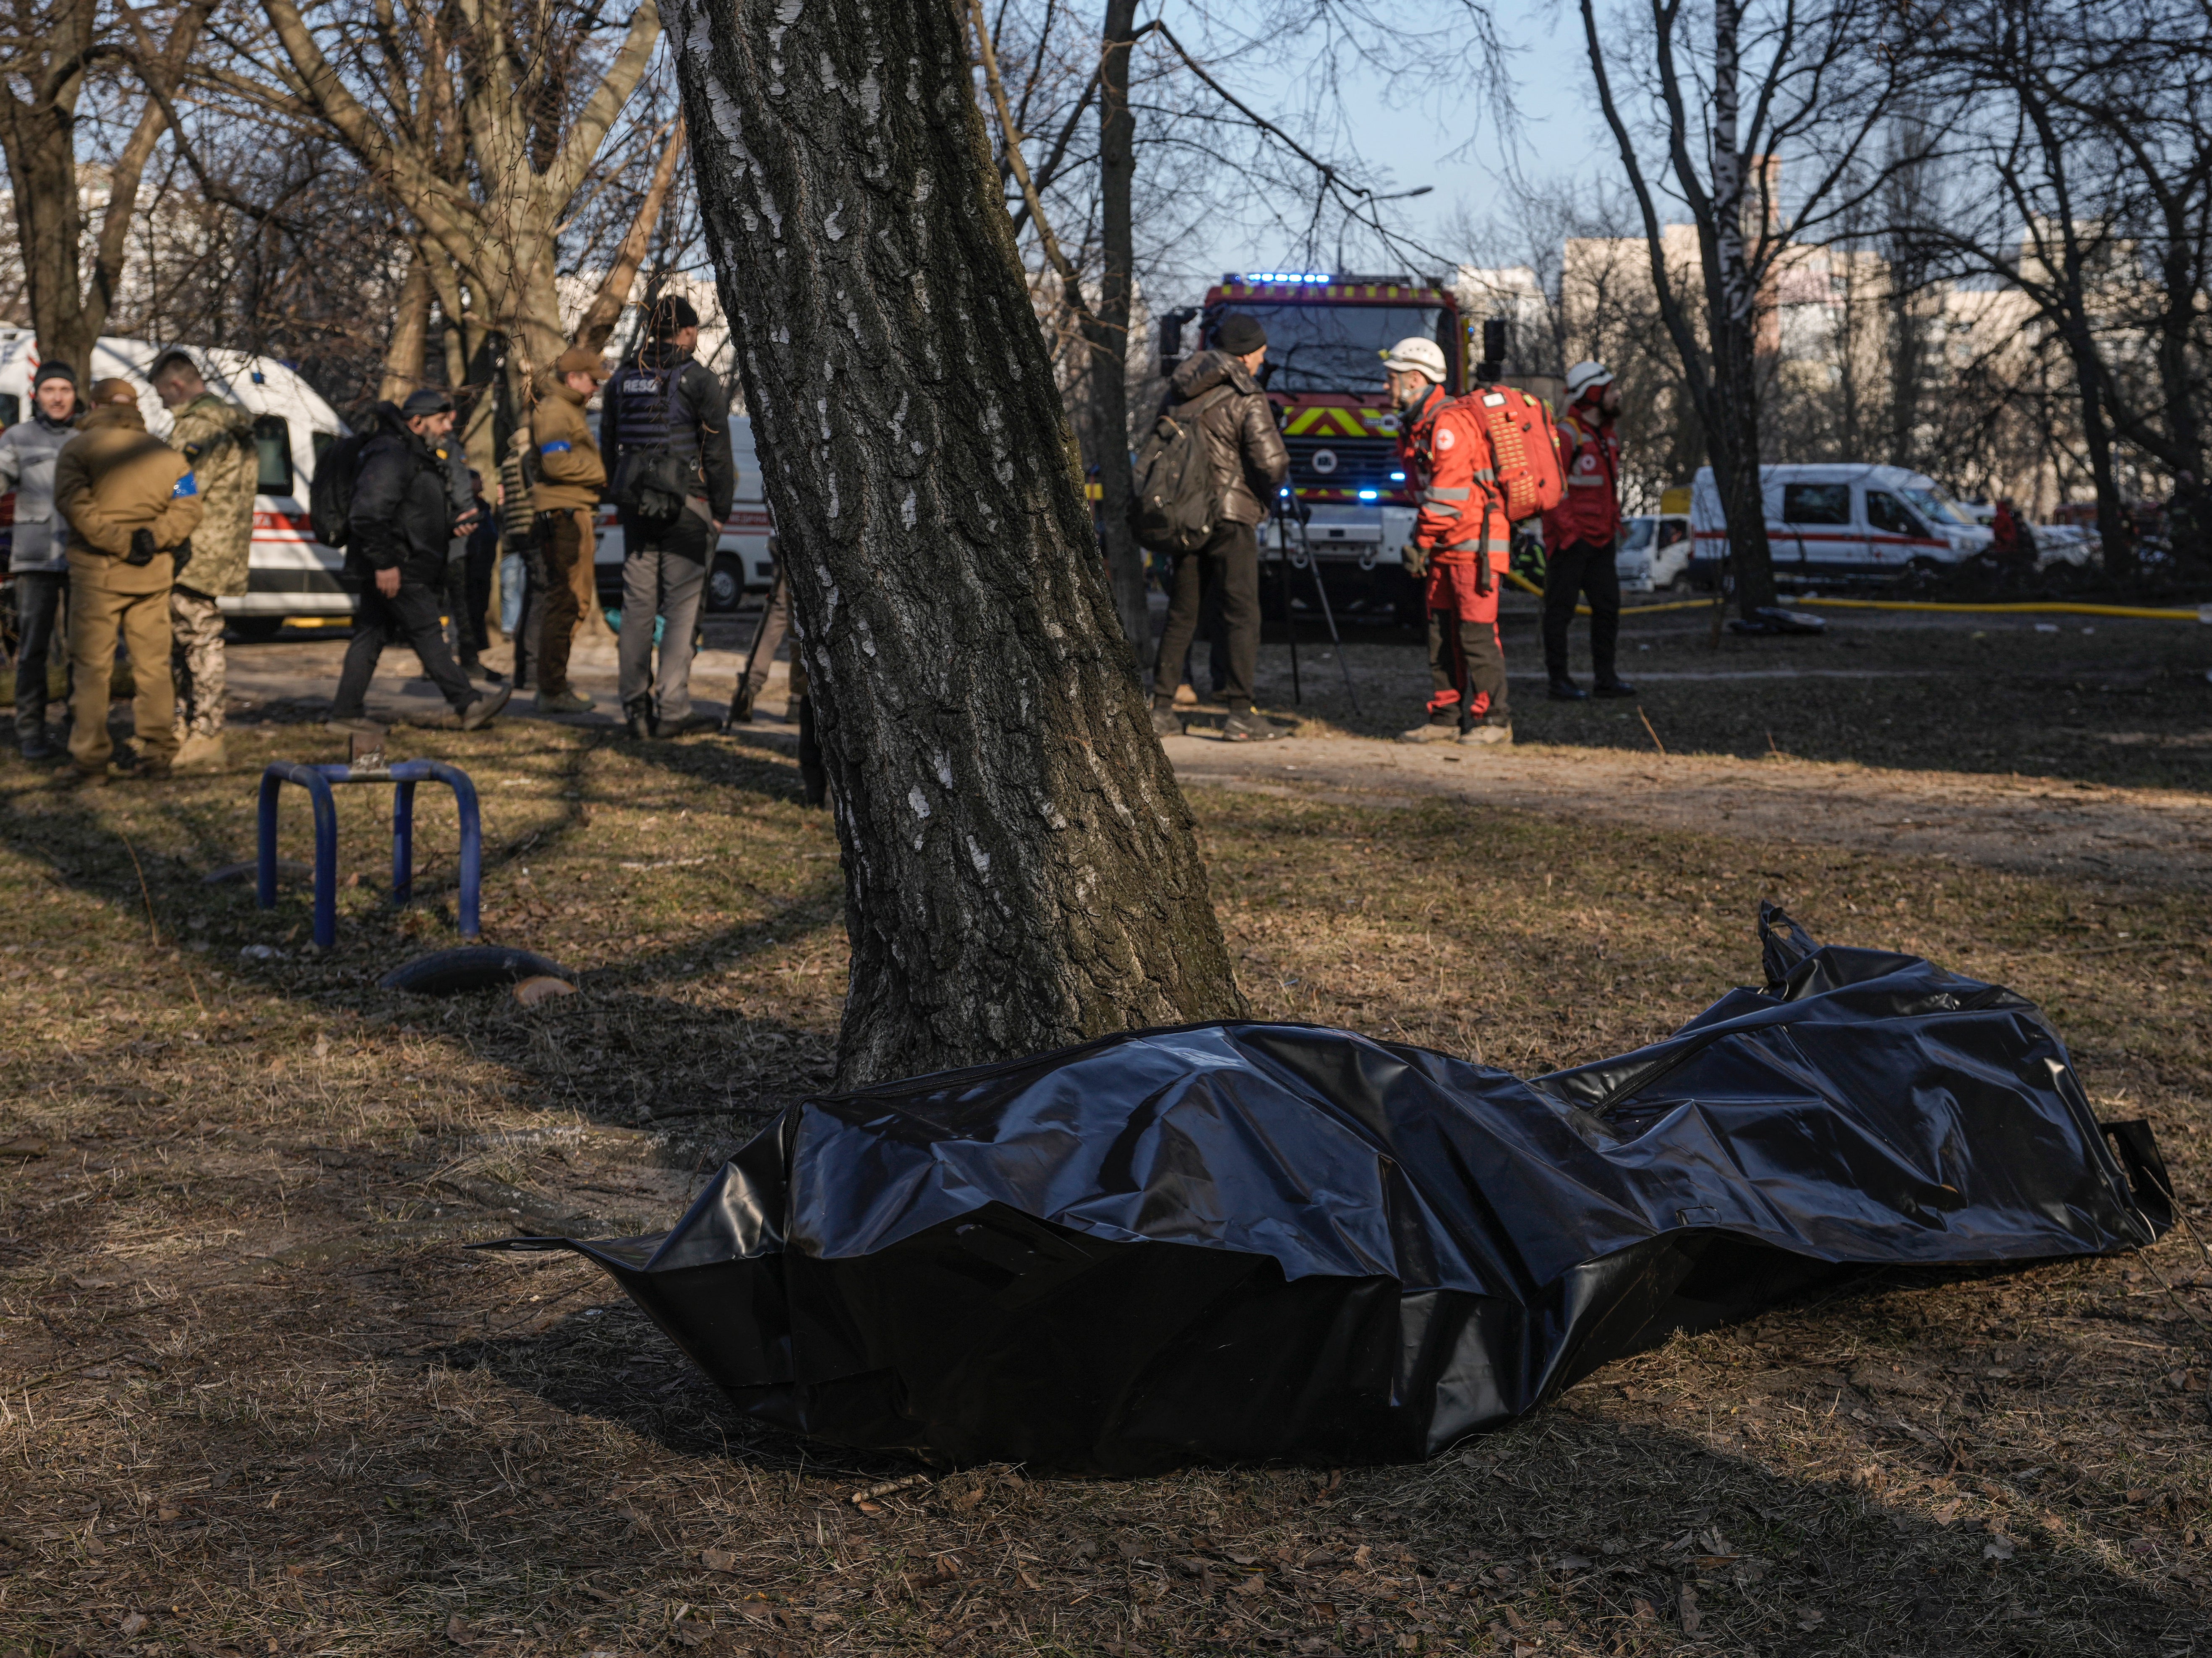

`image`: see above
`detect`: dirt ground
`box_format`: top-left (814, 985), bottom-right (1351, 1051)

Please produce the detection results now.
top-left (2, 600), bottom-right (2209, 1657)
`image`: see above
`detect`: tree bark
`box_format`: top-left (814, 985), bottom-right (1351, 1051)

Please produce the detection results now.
top-left (666, 0), bottom-right (1246, 1087)
top-left (1087, 0), bottom-right (1149, 660)
top-left (377, 247), bottom-right (435, 403)
top-left (1702, 0), bottom-right (1777, 618)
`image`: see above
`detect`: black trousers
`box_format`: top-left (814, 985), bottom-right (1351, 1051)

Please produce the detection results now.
top-left (11, 569), bottom-right (66, 732)
top-left (1154, 520), bottom-right (1259, 708)
top-left (332, 579), bottom-right (477, 718)
top-left (1542, 537), bottom-right (1622, 680)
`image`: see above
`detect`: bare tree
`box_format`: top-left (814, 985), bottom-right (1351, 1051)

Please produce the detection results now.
top-left (242, 0), bottom-right (661, 383)
top-left (0, 0), bottom-right (212, 373)
top-left (1578, 0), bottom-right (1921, 621)
top-left (668, 0), bottom-right (1245, 1087)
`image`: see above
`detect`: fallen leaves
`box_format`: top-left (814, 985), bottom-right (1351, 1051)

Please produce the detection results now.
top-left (700, 1547), bottom-right (738, 1573)
top-left (1678, 1583), bottom-right (1701, 1635)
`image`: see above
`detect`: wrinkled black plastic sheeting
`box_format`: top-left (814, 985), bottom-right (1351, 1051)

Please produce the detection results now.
top-left (480, 905), bottom-right (2170, 1474)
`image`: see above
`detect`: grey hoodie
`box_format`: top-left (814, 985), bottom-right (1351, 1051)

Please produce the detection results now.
top-left (0, 411), bottom-right (82, 573)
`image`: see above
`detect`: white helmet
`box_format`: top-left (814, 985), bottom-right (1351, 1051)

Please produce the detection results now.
top-left (1565, 360), bottom-right (1615, 400)
top-left (1381, 336), bottom-right (1448, 383)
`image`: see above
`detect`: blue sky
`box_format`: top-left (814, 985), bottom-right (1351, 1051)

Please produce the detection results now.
top-left (1173, 3), bottom-right (1613, 287)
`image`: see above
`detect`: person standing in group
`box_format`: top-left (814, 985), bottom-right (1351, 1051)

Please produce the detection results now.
top-left (52, 378), bottom-right (203, 784)
top-left (0, 361), bottom-right (82, 761)
top-left (601, 296), bottom-right (735, 739)
top-left (149, 350), bottom-right (259, 772)
top-left (326, 389), bottom-right (510, 734)
top-left (726, 560), bottom-right (787, 726)
top-left (1540, 361), bottom-right (1635, 701)
top-left (497, 426), bottom-right (539, 686)
top-left (1146, 311), bottom-right (1288, 743)
top-left (1385, 338), bottom-right (1513, 746)
top-left (528, 344), bottom-right (609, 715)
top-left (456, 469), bottom-right (503, 682)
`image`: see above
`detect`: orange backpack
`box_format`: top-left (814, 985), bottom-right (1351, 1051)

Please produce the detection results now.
top-left (1462, 385), bottom-right (1566, 521)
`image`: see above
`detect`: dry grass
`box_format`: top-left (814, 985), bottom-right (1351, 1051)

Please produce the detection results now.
top-left (1, 673), bottom-right (2207, 1657)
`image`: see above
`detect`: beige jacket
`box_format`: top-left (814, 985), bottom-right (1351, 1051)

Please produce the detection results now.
top-left (55, 405), bottom-right (205, 595)
top-left (528, 381), bottom-right (605, 513)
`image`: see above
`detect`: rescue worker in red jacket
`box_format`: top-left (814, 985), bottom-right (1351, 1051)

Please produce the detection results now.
top-left (1540, 360), bottom-right (1635, 700)
top-left (1385, 337), bottom-right (1512, 746)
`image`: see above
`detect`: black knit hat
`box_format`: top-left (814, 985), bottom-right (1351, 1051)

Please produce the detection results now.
top-left (31, 359), bottom-right (76, 389)
top-left (647, 294), bottom-right (701, 337)
top-left (1215, 313), bottom-right (1267, 355)
top-left (401, 388), bottom-right (455, 418)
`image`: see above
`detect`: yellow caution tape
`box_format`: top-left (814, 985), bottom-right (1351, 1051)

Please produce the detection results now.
top-left (1509, 569), bottom-right (2204, 622)
top-left (1794, 597), bottom-right (2202, 620)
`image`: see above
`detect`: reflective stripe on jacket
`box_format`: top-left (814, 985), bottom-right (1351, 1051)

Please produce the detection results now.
top-left (1541, 407), bottom-right (1621, 549)
top-left (1399, 387), bottom-right (1508, 568)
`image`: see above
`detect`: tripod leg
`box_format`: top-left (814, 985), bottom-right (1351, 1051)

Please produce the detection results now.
top-left (1276, 522), bottom-right (1301, 704)
top-left (1303, 546), bottom-right (1363, 718)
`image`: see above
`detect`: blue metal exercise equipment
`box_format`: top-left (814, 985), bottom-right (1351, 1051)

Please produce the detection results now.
top-left (257, 760), bottom-right (483, 949)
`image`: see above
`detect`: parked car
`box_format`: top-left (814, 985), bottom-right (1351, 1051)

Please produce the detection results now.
top-left (0, 331), bottom-right (349, 637)
top-left (1619, 512), bottom-right (1692, 592)
top-left (593, 414), bottom-right (776, 612)
top-left (1688, 463), bottom-right (1993, 588)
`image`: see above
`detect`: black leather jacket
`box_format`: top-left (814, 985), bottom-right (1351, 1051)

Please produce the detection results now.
top-left (1162, 350), bottom-right (1289, 527)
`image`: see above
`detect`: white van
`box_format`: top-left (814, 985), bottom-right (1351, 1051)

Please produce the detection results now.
top-left (592, 413), bottom-right (777, 613)
top-left (0, 331), bottom-right (350, 637)
top-left (1619, 512), bottom-right (1692, 592)
top-left (1688, 463), bottom-right (1993, 587)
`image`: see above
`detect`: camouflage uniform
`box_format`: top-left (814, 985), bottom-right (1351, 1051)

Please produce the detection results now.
top-left (165, 393), bottom-right (258, 739)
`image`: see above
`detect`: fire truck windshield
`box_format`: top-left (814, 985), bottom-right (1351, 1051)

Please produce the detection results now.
top-left (1220, 304), bottom-right (1447, 395)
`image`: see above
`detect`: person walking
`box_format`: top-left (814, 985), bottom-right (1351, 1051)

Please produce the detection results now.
top-left (528, 345), bottom-right (608, 715)
top-left (1540, 361), bottom-right (1635, 701)
top-left (327, 390), bottom-right (510, 734)
top-left (601, 296), bottom-right (735, 738)
top-left (0, 360), bottom-right (81, 761)
top-left (1146, 311), bottom-right (1289, 742)
top-left (53, 378), bottom-right (203, 784)
top-left (148, 349), bottom-right (259, 772)
top-left (1385, 338), bottom-right (1513, 746)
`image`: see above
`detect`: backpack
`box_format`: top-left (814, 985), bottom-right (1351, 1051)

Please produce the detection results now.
top-left (1130, 386), bottom-right (1233, 555)
top-left (1462, 384), bottom-right (1565, 521)
top-left (608, 363), bottom-right (695, 528)
top-left (309, 420), bottom-right (380, 549)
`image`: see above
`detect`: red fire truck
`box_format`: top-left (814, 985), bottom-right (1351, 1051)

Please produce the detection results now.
top-left (1162, 271), bottom-right (1474, 627)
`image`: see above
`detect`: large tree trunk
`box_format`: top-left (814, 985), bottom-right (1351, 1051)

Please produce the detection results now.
top-left (1087, 0), bottom-right (1149, 660)
top-left (1705, 0), bottom-right (1777, 618)
top-left (666, 0), bottom-right (1246, 1088)
top-left (378, 250), bottom-right (436, 403)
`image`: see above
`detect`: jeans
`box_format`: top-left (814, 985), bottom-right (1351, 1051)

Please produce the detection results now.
top-left (499, 551), bottom-right (525, 635)
top-left (616, 509), bottom-right (712, 723)
top-left (11, 569), bottom-right (66, 737)
top-left (742, 563), bottom-right (789, 696)
top-left (1542, 537), bottom-right (1622, 681)
top-left (1152, 520), bottom-right (1259, 707)
top-left (331, 580), bottom-right (476, 719)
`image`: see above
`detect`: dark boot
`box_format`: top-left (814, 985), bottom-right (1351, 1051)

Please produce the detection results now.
top-left (624, 697), bottom-right (656, 741)
top-left (1591, 676), bottom-right (1637, 699)
top-left (1548, 674), bottom-right (1588, 701)
top-left (726, 680), bottom-right (756, 726)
